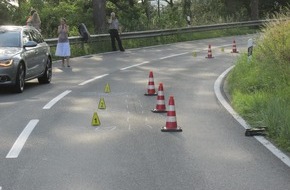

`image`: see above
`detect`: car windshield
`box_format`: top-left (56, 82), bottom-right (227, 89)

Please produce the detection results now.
top-left (0, 30), bottom-right (21, 47)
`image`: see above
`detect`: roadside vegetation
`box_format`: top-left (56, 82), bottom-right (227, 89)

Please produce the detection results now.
top-left (227, 9), bottom-right (290, 152)
top-left (50, 27), bottom-right (257, 60)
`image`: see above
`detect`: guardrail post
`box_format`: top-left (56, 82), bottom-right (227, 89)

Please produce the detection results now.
top-left (248, 38), bottom-right (253, 63)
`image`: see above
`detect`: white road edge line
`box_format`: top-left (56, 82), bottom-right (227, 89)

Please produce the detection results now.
top-left (6, 119), bottom-right (39, 159)
top-left (43, 90), bottom-right (72, 110)
top-left (214, 66), bottom-right (290, 167)
top-left (78, 74), bottom-right (109, 86)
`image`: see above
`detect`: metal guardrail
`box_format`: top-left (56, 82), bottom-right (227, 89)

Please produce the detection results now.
top-left (44, 20), bottom-right (270, 47)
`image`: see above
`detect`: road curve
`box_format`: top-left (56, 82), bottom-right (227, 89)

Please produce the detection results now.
top-left (0, 35), bottom-right (289, 190)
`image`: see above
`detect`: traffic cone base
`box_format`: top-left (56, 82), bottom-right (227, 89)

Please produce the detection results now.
top-left (161, 126), bottom-right (182, 132)
top-left (151, 109), bottom-right (167, 113)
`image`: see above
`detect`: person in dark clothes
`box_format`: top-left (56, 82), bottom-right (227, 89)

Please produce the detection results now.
top-left (108, 12), bottom-right (125, 52)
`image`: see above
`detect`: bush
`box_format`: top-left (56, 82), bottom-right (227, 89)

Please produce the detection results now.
top-left (228, 12), bottom-right (290, 152)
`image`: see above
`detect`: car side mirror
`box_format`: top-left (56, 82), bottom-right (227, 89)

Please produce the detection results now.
top-left (23, 41), bottom-right (37, 48)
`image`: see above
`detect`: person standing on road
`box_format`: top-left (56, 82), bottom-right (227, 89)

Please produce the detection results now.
top-left (55, 18), bottom-right (71, 67)
top-left (108, 12), bottom-right (125, 52)
top-left (26, 9), bottom-right (41, 32)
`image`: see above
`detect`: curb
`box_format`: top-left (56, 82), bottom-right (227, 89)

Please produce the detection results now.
top-left (214, 66), bottom-right (290, 167)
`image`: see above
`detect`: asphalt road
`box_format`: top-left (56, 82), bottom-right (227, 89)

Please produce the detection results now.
top-left (0, 35), bottom-right (289, 190)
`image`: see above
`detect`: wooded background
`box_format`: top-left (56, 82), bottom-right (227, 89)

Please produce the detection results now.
top-left (1, 0), bottom-right (289, 38)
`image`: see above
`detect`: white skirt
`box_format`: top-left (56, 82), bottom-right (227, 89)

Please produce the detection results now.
top-left (55, 42), bottom-right (71, 57)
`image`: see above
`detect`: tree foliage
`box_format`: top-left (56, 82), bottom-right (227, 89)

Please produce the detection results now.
top-left (1, 0), bottom-right (289, 38)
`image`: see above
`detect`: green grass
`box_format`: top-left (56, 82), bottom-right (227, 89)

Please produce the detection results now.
top-left (227, 18), bottom-right (290, 153)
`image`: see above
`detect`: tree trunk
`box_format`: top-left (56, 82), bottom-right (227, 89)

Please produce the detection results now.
top-left (92, 0), bottom-right (106, 33)
top-left (128, 0), bottom-right (134, 7)
top-left (224, 0), bottom-right (241, 15)
top-left (163, 0), bottom-right (174, 8)
top-left (182, 0), bottom-right (191, 17)
top-left (251, 0), bottom-right (259, 20)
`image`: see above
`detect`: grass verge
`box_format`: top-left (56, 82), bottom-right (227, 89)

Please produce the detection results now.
top-left (51, 27), bottom-right (258, 61)
top-left (227, 19), bottom-right (290, 153)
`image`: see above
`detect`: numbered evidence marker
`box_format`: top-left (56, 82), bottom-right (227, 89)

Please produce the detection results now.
top-left (104, 83), bottom-right (111, 93)
top-left (91, 112), bottom-right (101, 126)
top-left (98, 98), bottom-right (106, 109)
top-left (248, 38), bottom-right (253, 62)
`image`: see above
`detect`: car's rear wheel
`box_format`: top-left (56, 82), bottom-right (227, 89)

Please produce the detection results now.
top-left (38, 58), bottom-right (52, 84)
top-left (14, 63), bottom-right (25, 93)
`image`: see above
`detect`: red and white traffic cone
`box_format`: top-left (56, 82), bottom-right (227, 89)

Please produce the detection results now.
top-left (161, 96), bottom-right (182, 132)
top-left (144, 71), bottom-right (157, 96)
top-left (152, 83), bottom-right (167, 113)
top-left (206, 44), bottom-right (214, 58)
top-left (231, 40), bottom-right (239, 53)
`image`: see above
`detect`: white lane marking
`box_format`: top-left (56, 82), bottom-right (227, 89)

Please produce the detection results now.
top-left (95, 126), bottom-right (116, 131)
top-left (120, 61), bottom-right (149, 70)
top-left (214, 66), bottom-right (290, 167)
top-left (159, 52), bottom-right (188, 60)
top-left (43, 90), bottom-right (72, 110)
top-left (110, 126), bottom-right (117, 131)
top-left (78, 74), bottom-right (109, 86)
top-left (146, 124), bottom-right (152, 129)
top-left (6, 119), bottom-right (39, 158)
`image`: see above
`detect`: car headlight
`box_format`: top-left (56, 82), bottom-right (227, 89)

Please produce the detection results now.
top-left (0, 59), bottom-right (13, 67)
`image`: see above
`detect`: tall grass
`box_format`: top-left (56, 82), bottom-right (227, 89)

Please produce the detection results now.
top-left (227, 9), bottom-right (290, 152)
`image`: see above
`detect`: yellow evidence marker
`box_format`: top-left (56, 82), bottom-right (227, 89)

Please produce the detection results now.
top-left (98, 98), bottom-right (106, 109)
top-left (104, 83), bottom-right (111, 93)
top-left (91, 112), bottom-right (101, 126)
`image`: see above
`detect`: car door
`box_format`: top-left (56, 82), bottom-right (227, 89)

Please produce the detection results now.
top-left (29, 29), bottom-right (47, 75)
top-left (22, 30), bottom-right (38, 79)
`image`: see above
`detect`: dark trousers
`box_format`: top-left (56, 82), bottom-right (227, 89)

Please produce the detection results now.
top-left (109, 29), bottom-right (124, 51)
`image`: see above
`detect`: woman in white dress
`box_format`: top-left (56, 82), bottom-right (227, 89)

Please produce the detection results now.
top-left (55, 18), bottom-right (71, 67)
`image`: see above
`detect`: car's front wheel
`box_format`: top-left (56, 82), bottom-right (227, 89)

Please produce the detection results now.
top-left (38, 57), bottom-right (52, 84)
top-left (13, 63), bottom-right (25, 93)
